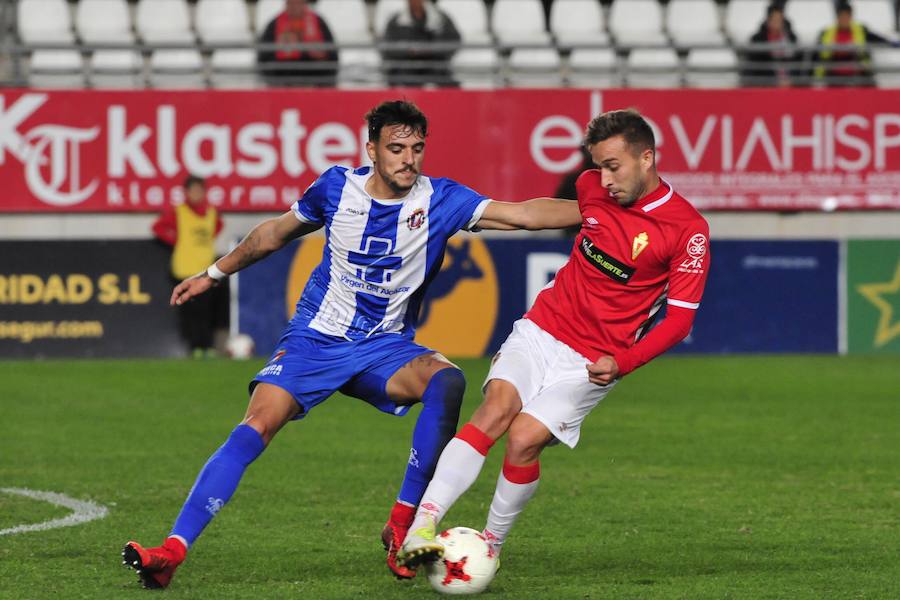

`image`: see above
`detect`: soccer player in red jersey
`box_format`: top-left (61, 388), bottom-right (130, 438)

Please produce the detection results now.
top-left (398, 108), bottom-right (711, 566)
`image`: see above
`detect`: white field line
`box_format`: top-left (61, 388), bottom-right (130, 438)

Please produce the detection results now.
top-left (0, 487), bottom-right (109, 536)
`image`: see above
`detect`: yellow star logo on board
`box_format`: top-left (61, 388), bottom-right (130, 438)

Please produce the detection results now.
top-left (856, 260), bottom-right (900, 347)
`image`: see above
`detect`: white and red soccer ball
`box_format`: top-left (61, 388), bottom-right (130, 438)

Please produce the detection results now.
top-left (424, 527), bottom-right (498, 596)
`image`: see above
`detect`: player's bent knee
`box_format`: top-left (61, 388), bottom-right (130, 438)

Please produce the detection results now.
top-left (506, 416), bottom-right (553, 463)
top-left (470, 380), bottom-right (523, 439)
top-left (483, 379), bottom-right (523, 417)
top-left (505, 435), bottom-right (546, 464)
top-left (427, 367), bottom-right (465, 408)
top-left (242, 383), bottom-right (299, 445)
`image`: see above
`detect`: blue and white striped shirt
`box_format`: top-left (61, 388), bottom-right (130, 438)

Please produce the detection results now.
top-left (290, 165), bottom-right (489, 340)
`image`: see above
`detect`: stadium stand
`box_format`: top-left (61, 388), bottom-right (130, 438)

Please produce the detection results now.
top-left (491, 0), bottom-right (553, 47)
top-left (317, 0), bottom-right (383, 87)
top-left (508, 46), bottom-right (563, 86)
top-left (858, 3), bottom-right (893, 33)
top-left (76, 0), bottom-right (143, 89)
top-left (493, 0), bottom-right (559, 85)
top-left (667, 0), bottom-right (728, 48)
top-left (856, 0), bottom-right (899, 36)
top-left (4, 0), bottom-right (900, 89)
top-left (550, 0), bottom-right (610, 48)
top-left (873, 45), bottom-right (900, 85)
top-left (17, 0), bottom-right (74, 45)
top-left (608, 0), bottom-right (667, 47)
top-left (195, 0), bottom-right (257, 88)
top-left (437, 0), bottom-right (498, 87)
top-left (135, 0), bottom-right (205, 88)
top-left (18, 0), bottom-right (83, 88)
top-left (784, 0), bottom-right (837, 45)
top-left (626, 46), bottom-right (682, 88)
top-left (685, 46), bottom-right (740, 87)
top-left (724, 0), bottom-right (770, 45)
top-left (439, 0), bottom-right (492, 44)
top-left (567, 46), bottom-right (619, 88)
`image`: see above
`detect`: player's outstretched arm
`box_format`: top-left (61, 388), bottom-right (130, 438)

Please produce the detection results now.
top-left (170, 212), bottom-right (320, 306)
top-left (475, 198), bottom-right (581, 231)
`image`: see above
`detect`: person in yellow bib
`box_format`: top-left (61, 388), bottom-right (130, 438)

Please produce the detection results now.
top-left (814, 1), bottom-right (894, 87)
top-left (152, 175), bottom-right (225, 357)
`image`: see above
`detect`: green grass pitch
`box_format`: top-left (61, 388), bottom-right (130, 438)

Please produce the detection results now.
top-left (1, 356), bottom-right (898, 599)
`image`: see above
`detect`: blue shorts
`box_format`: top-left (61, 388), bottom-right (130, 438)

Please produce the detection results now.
top-left (250, 323), bottom-right (434, 420)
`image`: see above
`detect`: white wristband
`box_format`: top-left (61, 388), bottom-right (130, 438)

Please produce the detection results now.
top-left (206, 263), bottom-right (228, 281)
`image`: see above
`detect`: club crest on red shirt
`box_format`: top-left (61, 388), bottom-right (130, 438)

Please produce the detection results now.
top-left (632, 231), bottom-right (649, 260)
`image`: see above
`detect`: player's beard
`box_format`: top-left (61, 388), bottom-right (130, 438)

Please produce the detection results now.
top-left (612, 189), bottom-right (638, 208)
top-left (616, 194), bottom-right (638, 208)
top-left (616, 177), bottom-right (648, 207)
top-left (382, 166), bottom-right (418, 195)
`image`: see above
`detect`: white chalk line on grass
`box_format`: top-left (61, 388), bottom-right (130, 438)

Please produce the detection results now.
top-left (0, 487), bottom-right (109, 536)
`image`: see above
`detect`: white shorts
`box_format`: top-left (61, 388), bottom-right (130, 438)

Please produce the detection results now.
top-left (484, 318), bottom-right (616, 448)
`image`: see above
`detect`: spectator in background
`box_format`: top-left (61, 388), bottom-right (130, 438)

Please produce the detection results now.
top-left (152, 176), bottom-right (225, 358)
top-left (814, 1), bottom-right (893, 87)
top-left (742, 3), bottom-right (801, 87)
top-left (257, 0), bottom-right (338, 87)
top-left (554, 148), bottom-right (593, 238)
top-left (381, 0), bottom-right (461, 87)
top-left (554, 147), bottom-right (594, 203)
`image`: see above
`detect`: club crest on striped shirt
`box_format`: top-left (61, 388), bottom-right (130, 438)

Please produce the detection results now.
top-left (407, 208), bottom-right (427, 230)
top-left (632, 231), bottom-right (649, 260)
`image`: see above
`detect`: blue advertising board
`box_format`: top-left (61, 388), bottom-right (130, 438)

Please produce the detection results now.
top-left (672, 240), bottom-right (839, 353)
top-left (238, 237), bottom-right (839, 357)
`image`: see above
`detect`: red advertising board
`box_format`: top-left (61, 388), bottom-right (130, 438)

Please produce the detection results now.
top-left (1, 88), bottom-right (898, 212)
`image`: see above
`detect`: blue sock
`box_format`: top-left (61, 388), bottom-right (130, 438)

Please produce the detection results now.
top-left (170, 424), bottom-right (265, 546)
top-left (397, 368), bottom-right (466, 506)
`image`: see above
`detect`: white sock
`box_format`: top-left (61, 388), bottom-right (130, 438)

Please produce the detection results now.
top-left (484, 468), bottom-right (540, 547)
top-left (407, 437), bottom-right (487, 534)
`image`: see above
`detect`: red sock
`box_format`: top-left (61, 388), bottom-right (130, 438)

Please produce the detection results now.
top-left (389, 501), bottom-right (416, 528)
top-left (455, 423), bottom-right (495, 456)
top-left (502, 458), bottom-right (540, 484)
top-left (164, 537), bottom-right (187, 562)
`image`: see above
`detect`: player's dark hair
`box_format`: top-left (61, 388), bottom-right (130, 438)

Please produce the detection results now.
top-left (184, 174), bottom-right (205, 189)
top-left (836, 1), bottom-right (852, 15)
top-left (365, 100), bottom-right (428, 142)
top-left (766, 3), bottom-right (784, 18)
top-left (583, 109), bottom-right (655, 155)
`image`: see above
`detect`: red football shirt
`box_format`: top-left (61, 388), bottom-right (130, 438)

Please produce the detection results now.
top-left (526, 170), bottom-right (710, 364)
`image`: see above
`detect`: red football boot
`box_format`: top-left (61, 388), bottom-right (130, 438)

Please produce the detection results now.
top-left (382, 521), bottom-right (417, 579)
top-left (122, 537), bottom-right (187, 589)
top-left (382, 501), bottom-right (416, 579)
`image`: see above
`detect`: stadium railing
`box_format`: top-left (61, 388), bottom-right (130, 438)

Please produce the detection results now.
top-left (3, 39), bottom-right (899, 90)
top-left (0, 0), bottom-right (898, 91)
